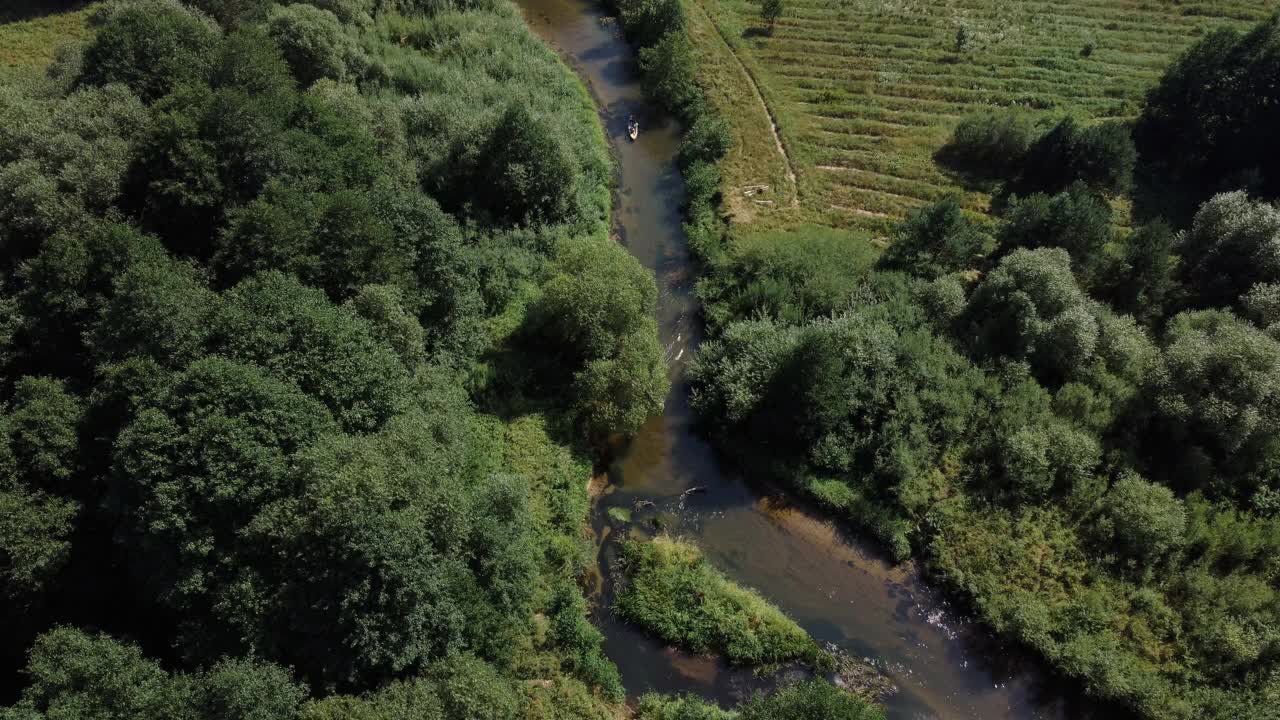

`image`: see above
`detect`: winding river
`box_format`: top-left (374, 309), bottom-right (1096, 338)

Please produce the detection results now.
top-left (517, 1), bottom-right (1106, 717)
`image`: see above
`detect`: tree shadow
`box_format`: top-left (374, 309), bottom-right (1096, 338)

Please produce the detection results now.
top-left (0, 0), bottom-right (86, 23)
top-left (741, 26), bottom-right (771, 40)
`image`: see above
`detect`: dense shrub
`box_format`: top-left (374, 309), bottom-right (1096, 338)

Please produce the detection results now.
top-left (1135, 14), bottom-right (1280, 203)
top-left (878, 195), bottom-right (993, 279)
top-left (615, 0), bottom-right (684, 48)
top-left (938, 109), bottom-right (1039, 178)
top-left (1178, 190), bottom-right (1280, 311)
top-left (1016, 117), bottom-right (1136, 196)
top-left (79, 1), bottom-right (220, 102)
top-left (638, 30), bottom-right (701, 120)
top-left (0, 0), bottom-right (644, 709)
top-left (699, 226), bottom-right (878, 330)
top-left (996, 184), bottom-right (1113, 279)
top-left (616, 536), bottom-right (821, 666)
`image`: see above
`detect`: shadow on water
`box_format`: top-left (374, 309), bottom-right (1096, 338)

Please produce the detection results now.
top-left (516, 0), bottom-right (1114, 717)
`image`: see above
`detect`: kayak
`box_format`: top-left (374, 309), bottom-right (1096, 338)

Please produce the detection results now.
top-left (627, 123), bottom-right (639, 141)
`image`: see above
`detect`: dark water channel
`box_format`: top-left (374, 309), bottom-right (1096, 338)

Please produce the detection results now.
top-left (516, 1), bottom-right (1100, 717)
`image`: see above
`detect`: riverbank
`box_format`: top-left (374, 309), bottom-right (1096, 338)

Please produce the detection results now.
top-left (515, 0), bottom-right (1100, 717)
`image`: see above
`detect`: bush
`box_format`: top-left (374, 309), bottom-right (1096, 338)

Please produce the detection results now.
top-left (878, 195), bottom-right (992, 279)
top-left (997, 184), bottom-right (1112, 280)
top-left (615, 536), bottom-right (821, 666)
top-left (1017, 117), bottom-right (1135, 196)
top-left (1095, 472), bottom-right (1186, 567)
top-left (638, 30), bottom-right (701, 121)
top-left (740, 679), bottom-right (884, 720)
top-left (615, 0), bottom-right (684, 48)
top-left (679, 113), bottom-right (731, 169)
top-left (939, 110), bottom-right (1039, 178)
top-left (475, 104), bottom-right (581, 226)
top-left (267, 3), bottom-right (368, 86)
top-left (79, 1), bottom-right (220, 102)
top-left (1179, 190), bottom-right (1280, 311)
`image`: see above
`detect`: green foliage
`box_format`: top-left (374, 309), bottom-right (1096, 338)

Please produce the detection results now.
top-left (1147, 309), bottom-right (1280, 501)
top-left (470, 103), bottom-right (581, 226)
top-left (616, 0), bottom-right (684, 49)
top-left (1015, 117), bottom-right (1136, 196)
top-left (6, 377), bottom-right (82, 492)
top-left (878, 196), bottom-right (992, 280)
top-left (186, 0), bottom-right (274, 30)
top-left (635, 694), bottom-right (736, 720)
top-left (534, 238), bottom-right (667, 437)
top-left (1095, 472), bottom-right (1186, 568)
top-left (267, 3), bottom-right (369, 87)
top-left (638, 30), bottom-right (701, 120)
top-left (1097, 221), bottom-right (1180, 330)
top-left (3, 627), bottom-right (305, 720)
top-left (1179, 190), bottom-right (1280, 311)
top-left (616, 536), bottom-right (821, 666)
top-left (739, 680), bottom-right (884, 720)
top-left (760, 0), bottom-right (783, 29)
top-left (699, 226), bottom-right (878, 331)
top-left (962, 247), bottom-right (1154, 389)
top-left (0, 0), bottom-right (638, 713)
top-left (939, 109), bottom-right (1039, 178)
top-left (78, 1), bottom-right (220, 102)
top-left (1135, 14), bottom-right (1280, 203)
top-left (680, 114), bottom-right (731, 169)
top-left (212, 271), bottom-right (414, 433)
top-left (996, 184), bottom-right (1113, 280)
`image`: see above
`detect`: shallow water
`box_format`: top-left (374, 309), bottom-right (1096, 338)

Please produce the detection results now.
top-left (516, 1), bottom-right (1101, 716)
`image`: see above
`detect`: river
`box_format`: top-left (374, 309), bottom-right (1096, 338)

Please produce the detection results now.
top-left (516, 1), bottom-right (1100, 717)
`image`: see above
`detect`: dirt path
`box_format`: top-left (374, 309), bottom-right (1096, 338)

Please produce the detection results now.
top-left (691, 0), bottom-right (798, 208)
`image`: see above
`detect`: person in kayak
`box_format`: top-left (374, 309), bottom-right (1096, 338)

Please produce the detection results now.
top-left (627, 114), bottom-right (639, 140)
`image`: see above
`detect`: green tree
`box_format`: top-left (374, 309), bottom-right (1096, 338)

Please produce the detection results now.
top-left (347, 284), bottom-right (428, 372)
top-left (1097, 221), bottom-right (1179, 329)
top-left (3, 627), bottom-right (305, 720)
top-left (535, 239), bottom-right (667, 436)
top-left (997, 184), bottom-right (1113, 281)
top-left (618, 0), bottom-right (685, 48)
top-left (0, 470), bottom-right (77, 600)
top-left (878, 196), bottom-right (992, 280)
top-left (760, 0), bottom-right (783, 31)
top-left (940, 109), bottom-right (1038, 178)
top-left (473, 104), bottom-right (580, 226)
top-left (268, 411), bottom-right (535, 689)
top-left (638, 31), bottom-right (701, 119)
top-left (1016, 117), bottom-right (1135, 196)
top-left (110, 356), bottom-right (337, 660)
top-left (90, 256), bottom-right (219, 368)
top-left (79, 1), bottom-right (221, 102)
top-left (7, 377), bottom-right (83, 492)
top-left (187, 0), bottom-right (273, 30)
top-left (1148, 309), bottom-right (1280, 498)
top-left (1135, 14), bottom-right (1280, 202)
top-left (267, 3), bottom-right (367, 87)
top-left (1095, 472), bottom-right (1186, 567)
top-left (1179, 191), bottom-right (1280, 311)
top-left (213, 271), bottom-right (414, 433)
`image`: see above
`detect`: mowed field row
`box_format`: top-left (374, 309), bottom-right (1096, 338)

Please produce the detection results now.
top-left (694, 0), bottom-right (1277, 234)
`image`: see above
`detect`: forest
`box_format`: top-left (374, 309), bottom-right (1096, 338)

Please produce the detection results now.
top-left (0, 0), bottom-right (670, 717)
top-left (683, 6), bottom-right (1280, 719)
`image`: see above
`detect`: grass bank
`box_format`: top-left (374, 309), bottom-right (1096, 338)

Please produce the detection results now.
top-left (614, 535), bottom-right (823, 668)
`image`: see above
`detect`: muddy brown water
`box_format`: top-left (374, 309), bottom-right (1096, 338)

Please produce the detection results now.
top-left (516, 1), bottom-right (1105, 717)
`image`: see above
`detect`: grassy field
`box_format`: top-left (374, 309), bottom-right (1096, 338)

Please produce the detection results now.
top-left (689, 0), bottom-right (1276, 236)
top-left (0, 1), bottom-right (93, 74)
